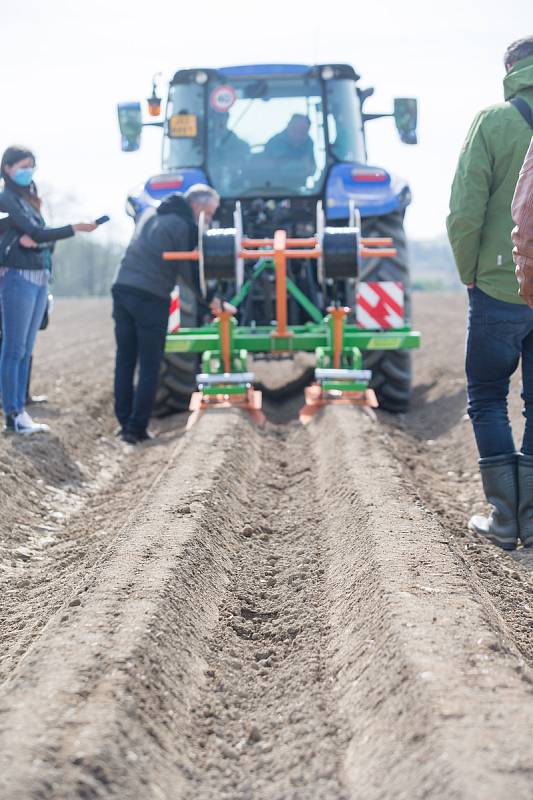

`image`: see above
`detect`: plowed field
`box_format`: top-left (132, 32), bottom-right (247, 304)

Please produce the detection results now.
top-left (1, 294), bottom-right (533, 800)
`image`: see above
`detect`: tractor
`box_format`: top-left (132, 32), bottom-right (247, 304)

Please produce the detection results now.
top-left (117, 64), bottom-right (419, 418)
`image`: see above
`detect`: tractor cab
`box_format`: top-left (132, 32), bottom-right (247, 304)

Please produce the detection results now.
top-left (118, 64), bottom-right (417, 232)
top-left (164, 65), bottom-right (364, 200)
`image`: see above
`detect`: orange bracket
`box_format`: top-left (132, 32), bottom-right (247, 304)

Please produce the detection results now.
top-left (328, 306), bottom-right (350, 369)
top-left (212, 308), bottom-right (234, 373)
top-left (272, 229), bottom-right (291, 339)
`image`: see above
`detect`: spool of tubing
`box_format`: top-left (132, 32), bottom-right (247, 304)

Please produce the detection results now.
top-left (202, 229), bottom-right (237, 280)
top-left (322, 228), bottom-right (359, 279)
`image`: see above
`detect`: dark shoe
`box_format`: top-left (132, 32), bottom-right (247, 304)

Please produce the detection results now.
top-left (136, 429), bottom-right (156, 442)
top-left (518, 453), bottom-right (533, 547)
top-left (468, 454), bottom-right (518, 550)
top-left (26, 394), bottom-right (48, 405)
top-left (120, 430), bottom-right (139, 445)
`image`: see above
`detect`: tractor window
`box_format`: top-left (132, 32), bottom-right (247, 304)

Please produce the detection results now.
top-left (205, 77), bottom-right (327, 197)
top-left (326, 79), bottom-right (366, 163)
top-left (163, 82), bottom-right (204, 169)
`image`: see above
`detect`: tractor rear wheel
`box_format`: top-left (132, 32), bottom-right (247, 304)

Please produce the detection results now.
top-left (360, 210), bottom-right (412, 413)
top-left (152, 284), bottom-right (199, 417)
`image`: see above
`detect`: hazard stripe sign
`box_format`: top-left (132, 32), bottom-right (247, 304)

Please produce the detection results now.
top-left (168, 286), bottom-right (181, 333)
top-left (356, 282), bottom-right (404, 329)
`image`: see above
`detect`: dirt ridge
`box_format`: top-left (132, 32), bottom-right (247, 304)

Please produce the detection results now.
top-left (316, 408), bottom-right (533, 798)
top-left (0, 412), bottom-right (245, 799)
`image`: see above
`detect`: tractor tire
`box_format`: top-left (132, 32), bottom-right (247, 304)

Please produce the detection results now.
top-left (152, 284), bottom-right (199, 417)
top-left (360, 210), bottom-right (412, 413)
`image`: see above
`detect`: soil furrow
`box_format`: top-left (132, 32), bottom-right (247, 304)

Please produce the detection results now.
top-left (180, 425), bottom-right (350, 799)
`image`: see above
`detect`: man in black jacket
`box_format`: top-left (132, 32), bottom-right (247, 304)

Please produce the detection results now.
top-left (112, 184), bottom-right (219, 444)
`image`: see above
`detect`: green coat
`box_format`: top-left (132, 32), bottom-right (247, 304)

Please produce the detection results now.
top-left (447, 56), bottom-right (533, 304)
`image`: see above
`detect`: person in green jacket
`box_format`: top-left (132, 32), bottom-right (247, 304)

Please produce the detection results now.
top-left (447, 36), bottom-right (533, 552)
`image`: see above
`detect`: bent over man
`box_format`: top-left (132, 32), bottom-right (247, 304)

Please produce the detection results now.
top-left (112, 184), bottom-right (219, 444)
top-left (447, 37), bottom-right (533, 550)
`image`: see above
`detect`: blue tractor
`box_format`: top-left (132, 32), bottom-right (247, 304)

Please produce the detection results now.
top-left (118, 64), bottom-right (418, 415)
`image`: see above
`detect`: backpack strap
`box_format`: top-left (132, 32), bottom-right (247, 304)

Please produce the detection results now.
top-left (511, 96), bottom-right (533, 129)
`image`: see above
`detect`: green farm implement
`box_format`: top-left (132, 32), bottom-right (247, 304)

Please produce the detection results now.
top-left (163, 221), bottom-right (420, 425)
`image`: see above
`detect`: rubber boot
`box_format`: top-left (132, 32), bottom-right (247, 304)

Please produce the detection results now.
top-left (468, 454), bottom-right (518, 550)
top-left (518, 453), bottom-right (533, 548)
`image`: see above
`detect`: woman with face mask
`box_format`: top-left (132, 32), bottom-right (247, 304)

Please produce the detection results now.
top-left (0, 145), bottom-right (97, 434)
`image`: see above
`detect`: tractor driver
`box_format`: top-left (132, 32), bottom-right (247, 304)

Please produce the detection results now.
top-left (263, 114), bottom-right (317, 186)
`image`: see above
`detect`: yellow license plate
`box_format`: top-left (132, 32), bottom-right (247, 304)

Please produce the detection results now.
top-left (169, 114), bottom-right (198, 138)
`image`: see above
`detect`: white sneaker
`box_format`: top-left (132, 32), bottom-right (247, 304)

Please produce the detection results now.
top-left (17, 410), bottom-right (35, 426)
top-left (10, 411), bottom-right (50, 434)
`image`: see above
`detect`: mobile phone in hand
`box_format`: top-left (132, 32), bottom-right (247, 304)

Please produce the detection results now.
top-left (95, 215), bottom-right (110, 226)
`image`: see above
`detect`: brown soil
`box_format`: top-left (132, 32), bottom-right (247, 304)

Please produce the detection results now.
top-left (0, 294), bottom-right (533, 799)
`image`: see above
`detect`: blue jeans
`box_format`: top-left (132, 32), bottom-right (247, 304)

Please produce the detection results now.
top-left (466, 286), bottom-right (533, 458)
top-left (0, 269), bottom-right (48, 416)
top-left (112, 285), bottom-right (169, 435)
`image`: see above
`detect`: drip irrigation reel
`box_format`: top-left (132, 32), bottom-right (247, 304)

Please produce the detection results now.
top-left (163, 212), bottom-right (420, 426)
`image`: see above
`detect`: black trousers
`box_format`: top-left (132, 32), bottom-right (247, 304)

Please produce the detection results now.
top-left (112, 285), bottom-right (168, 434)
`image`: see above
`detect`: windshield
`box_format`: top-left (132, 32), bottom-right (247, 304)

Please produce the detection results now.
top-left (162, 74), bottom-right (366, 196)
top-left (206, 76), bottom-right (326, 197)
top-left (326, 79), bottom-right (366, 162)
top-left (163, 82), bottom-right (204, 169)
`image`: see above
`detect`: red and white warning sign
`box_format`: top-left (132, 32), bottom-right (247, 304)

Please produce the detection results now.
top-left (168, 286), bottom-right (181, 333)
top-left (210, 84), bottom-right (237, 113)
top-left (356, 281), bottom-right (405, 329)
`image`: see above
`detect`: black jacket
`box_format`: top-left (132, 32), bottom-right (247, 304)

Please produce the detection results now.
top-left (0, 186), bottom-right (74, 270)
top-left (113, 195), bottom-right (199, 300)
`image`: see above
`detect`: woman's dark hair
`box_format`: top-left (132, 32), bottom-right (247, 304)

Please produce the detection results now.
top-left (0, 145), bottom-right (41, 211)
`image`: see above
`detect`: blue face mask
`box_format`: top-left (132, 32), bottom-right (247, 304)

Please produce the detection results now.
top-left (12, 167), bottom-right (35, 187)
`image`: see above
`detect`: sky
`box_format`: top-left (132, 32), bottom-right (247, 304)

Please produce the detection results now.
top-left (1, 0), bottom-right (531, 246)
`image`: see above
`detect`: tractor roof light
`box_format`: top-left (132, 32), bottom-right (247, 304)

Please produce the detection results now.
top-left (195, 70), bottom-right (208, 84)
top-left (147, 72), bottom-right (162, 116)
top-left (321, 66), bottom-right (335, 81)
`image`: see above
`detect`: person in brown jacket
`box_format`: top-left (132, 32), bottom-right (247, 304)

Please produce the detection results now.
top-left (512, 136), bottom-right (533, 547)
top-left (513, 137), bottom-right (533, 305)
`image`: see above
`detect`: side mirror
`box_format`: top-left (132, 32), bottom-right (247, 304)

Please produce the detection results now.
top-left (117, 102), bottom-right (143, 152)
top-left (394, 98), bottom-right (418, 145)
